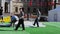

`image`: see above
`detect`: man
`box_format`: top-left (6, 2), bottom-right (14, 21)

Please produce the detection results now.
top-left (0, 7), bottom-right (3, 19)
top-left (33, 9), bottom-right (41, 27)
top-left (10, 13), bottom-right (19, 27)
top-left (10, 15), bottom-right (17, 27)
top-left (15, 8), bottom-right (25, 30)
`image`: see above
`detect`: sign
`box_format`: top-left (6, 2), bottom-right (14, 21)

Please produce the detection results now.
top-left (0, 16), bottom-right (11, 23)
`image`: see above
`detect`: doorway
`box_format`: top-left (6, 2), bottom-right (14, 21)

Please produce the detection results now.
top-left (4, 2), bottom-right (8, 13)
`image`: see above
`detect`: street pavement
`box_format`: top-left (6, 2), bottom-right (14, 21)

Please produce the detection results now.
top-left (15, 21), bottom-right (46, 27)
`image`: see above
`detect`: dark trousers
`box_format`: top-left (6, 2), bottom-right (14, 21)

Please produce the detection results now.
top-left (10, 19), bottom-right (17, 27)
top-left (15, 18), bottom-right (25, 30)
top-left (0, 15), bottom-right (3, 19)
top-left (33, 18), bottom-right (39, 27)
top-left (0, 15), bottom-right (3, 22)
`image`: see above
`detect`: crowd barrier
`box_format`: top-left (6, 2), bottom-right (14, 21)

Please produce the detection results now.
top-left (0, 16), bottom-right (11, 23)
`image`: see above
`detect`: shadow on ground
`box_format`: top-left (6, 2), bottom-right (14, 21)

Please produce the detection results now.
top-left (0, 29), bottom-right (23, 31)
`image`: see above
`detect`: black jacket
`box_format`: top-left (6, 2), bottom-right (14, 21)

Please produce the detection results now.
top-left (0, 8), bottom-right (3, 15)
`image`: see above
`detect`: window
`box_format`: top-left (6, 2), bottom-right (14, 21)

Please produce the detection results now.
top-left (27, 0), bottom-right (30, 2)
top-left (15, 7), bottom-right (18, 12)
top-left (5, 2), bottom-right (8, 13)
top-left (58, 0), bottom-right (60, 3)
top-left (56, 0), bottom-right (60, 5)
top-left (21, 0), bottom-right (24, 2)
top-left (26, 0), bottom-right (30, 2)
top-left (32, 0), bottom-right (36, 2)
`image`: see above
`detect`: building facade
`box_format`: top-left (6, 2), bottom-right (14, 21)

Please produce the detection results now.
top-left (12, 0), bottom-right (23, 14)
top-left (0, 0), bottom-right (23, 15)
top-left (23, 0), bottom-right (53, 16)
top-left (0, 0), bottom-right (54, 15)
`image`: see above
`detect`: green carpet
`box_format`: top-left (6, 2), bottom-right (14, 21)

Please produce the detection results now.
top-left (0, 27), bottom-right (30, 34)
top-left (0, 22), bottom-right (60, 34)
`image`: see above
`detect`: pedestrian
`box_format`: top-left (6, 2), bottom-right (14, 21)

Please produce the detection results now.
top-left (10, 13), bottom-right (19, 27)
top-left (15, 8), bottom-right (25, 30)
top-left (0, 7), bottom-right (3, 22)
top-left (33, 9), bottom-right (41, 27)
top-left (0, 7), bottom-right (4, 23)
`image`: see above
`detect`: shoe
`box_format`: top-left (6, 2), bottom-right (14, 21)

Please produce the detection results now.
top-left (31, 25), bottom-right (34, 27)
top-left (37, 26), bottom-right (39, 27)
top-left (14, 30), bottom-right (17, 31)
top-left (23, 29), bottom-right (25, 30)
top-left (14, 29), bottom-right (17, 31)
top-left (33, 24), bottom-right (35, 26)
top-left (33, 26), bottom-right (37, 27)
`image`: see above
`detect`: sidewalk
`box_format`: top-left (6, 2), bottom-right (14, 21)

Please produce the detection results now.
top-left (15, 21), bottom-right (46, 27)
